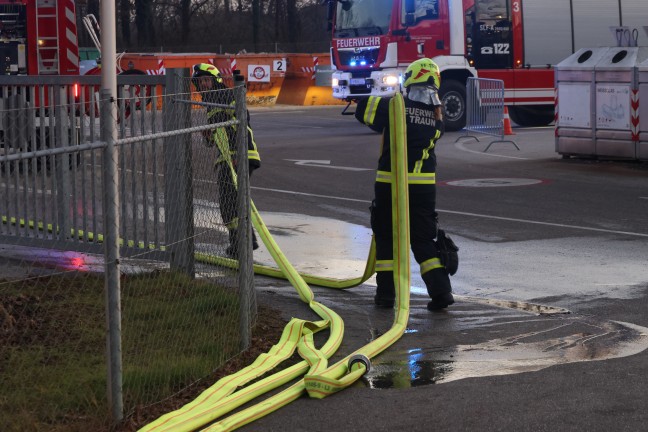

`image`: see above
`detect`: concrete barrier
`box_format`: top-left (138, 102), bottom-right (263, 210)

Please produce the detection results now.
top-left (117, 52), bottom-right (344, 107)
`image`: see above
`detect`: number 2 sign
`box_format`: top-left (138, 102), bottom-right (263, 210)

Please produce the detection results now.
top-left (273, 59), bottom-right (287, 73)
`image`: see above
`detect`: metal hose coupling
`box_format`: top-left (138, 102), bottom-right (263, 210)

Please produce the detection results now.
top-left (348, 353), bottom-right (371, 373)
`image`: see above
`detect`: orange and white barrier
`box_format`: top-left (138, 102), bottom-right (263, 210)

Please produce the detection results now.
top-left (119, 52), bottom-right (345, 107)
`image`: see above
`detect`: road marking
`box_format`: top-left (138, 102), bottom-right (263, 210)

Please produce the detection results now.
top-left (454, 138), bottom-right (528, 160)
top-left (253, 186), bottom-right (369, 203)
top-left (259, 121), bottom-right (323, 128)
top-left (251, 186), bottom-right (648, 238)
top-left (251, 110), bottom-right (307, 114)
top-left (285, 159), bottom-right (372, 171)
top-left (443, 178), bottom-right (545, 187)
top-left (437, 209), bottom-right (648, 238)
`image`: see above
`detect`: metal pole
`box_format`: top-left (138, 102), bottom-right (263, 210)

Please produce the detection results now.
top-left (163, 69), bottom-right (195, 277)
top-left (234, 70), bottom-right (254, 350)
top-left (100, 0), bottom-right (123, 422)
top-left (55, 86), bottom-right (71, 241)
top-left (101, 88), bottom-right (123, 423)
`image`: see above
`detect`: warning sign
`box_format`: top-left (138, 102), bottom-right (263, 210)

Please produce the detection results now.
top-left (248, 65), bottom-right (271, 83)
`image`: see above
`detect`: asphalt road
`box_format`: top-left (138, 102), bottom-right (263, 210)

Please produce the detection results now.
top-left (227, 105), bottom-right (648, 431)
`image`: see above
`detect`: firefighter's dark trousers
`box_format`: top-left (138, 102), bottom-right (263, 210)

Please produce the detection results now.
top-left (217, 162), bottom-right (257, 248)
top-left (371, 182), bottom-right (452, 301)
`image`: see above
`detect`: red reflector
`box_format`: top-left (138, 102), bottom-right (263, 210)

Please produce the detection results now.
top-left (73, 83), bottom-right (80, 98)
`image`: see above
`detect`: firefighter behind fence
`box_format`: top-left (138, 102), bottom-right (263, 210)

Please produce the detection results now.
top-left (355, 57), bottom-right (454, 311)
top-left (192, 63), bottom-right (261, 257)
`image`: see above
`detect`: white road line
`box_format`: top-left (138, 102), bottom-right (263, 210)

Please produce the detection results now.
top-left (454, 138), bottom-right (528, 160)
top-left (252, 110), bottom-right (307, 114)
top-left (437, 209), bottom-right (648, 238)
top-left (252, 186), bottom-right (369, 203)
top-left (255, 120), bottom-right (323, 129)
top-left (251, 186), bottom-right (648, 238)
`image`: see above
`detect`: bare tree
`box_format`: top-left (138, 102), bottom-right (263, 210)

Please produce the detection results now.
top-left (252, 0), bottom-right (260, 51)
top-left (286, 0), bottom-right (297, 43)
top-left (120, 0), bottom-right (132, 46)
top-left (135, 0), bottom-right (156, 47)
top-left (85, 0), bottom-right (330, 53)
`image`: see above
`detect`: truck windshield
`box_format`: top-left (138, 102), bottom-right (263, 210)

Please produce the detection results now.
top-left (334, 0), bottom-right (393, 38)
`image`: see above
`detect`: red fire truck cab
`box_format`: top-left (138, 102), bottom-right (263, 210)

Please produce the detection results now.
top-left (0, 0), bottom-right (80, 76)
top-left (327, 0), bottom-right (648, 131)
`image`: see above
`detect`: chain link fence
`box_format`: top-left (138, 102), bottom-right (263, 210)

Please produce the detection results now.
top-left (0, 71), bottom-right (256, 430)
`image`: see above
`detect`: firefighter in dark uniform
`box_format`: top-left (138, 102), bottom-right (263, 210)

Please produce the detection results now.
top-left (192, 63), bottom-right (261, 257)
top-left (355, 58), bottom-right (454, 311)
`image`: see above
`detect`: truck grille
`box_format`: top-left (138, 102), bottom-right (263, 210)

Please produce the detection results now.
top-left (349, 85), bottom-right (372, 94)
top-left (338, 47), bottom-right (380, 68)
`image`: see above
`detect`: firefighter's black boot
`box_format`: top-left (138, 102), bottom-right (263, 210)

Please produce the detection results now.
top-left (252, 230), bottom-right (259, 250)
top-left (374, 272), bottom-right (395, 308)
top-left (427, 292), bottom-right (455, 311)
top-left (227, 230), bottom-right (259, 257)
top-left (423, 267), bottom-right (454, 311)
top-left (226, 230), bottom-right (238, 257)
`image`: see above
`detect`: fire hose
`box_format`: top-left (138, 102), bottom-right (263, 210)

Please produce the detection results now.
top-left (141, 93), bottom-right (411, 431)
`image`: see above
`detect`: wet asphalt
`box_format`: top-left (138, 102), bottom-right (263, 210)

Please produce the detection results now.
top-left (235, 106), bottom-right (648, 431)
top-left (2, 105), bottom-right (647, 431)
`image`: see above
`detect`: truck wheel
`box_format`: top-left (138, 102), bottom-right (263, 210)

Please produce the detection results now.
top-left (508, 105), bottom-right (554, 127)
top-left (439, 80), bottom-right (466, 132)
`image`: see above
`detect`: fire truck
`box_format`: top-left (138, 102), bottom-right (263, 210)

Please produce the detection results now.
top-left (327, 0), bottom-right (648, 131)
top-left (0, 0), bottom-right (80, 166)
top-left (0, 0), bottom-right (80, 76)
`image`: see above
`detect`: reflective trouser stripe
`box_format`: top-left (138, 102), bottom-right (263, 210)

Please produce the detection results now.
top-left (407, 172), bottom-right (436, 184)
top-left (413, 133), bottom-right (439, 173)
top-left (420, 257), bottom-right (443, 275)
top-left (248, 149), bottom-right (260, 161)
top-left (375, 260), bottom-right (394, 272)
top-left (376, 170), bottom-right (436, 185)
top-left (248, 127), bottom-right (260, 162)
top-left (364, 96), bottom-right (381, 125)
top-left (375, 171), bottom-right (392, 183)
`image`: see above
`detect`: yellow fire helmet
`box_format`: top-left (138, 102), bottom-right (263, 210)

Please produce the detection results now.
top-left (192, 63), bottom-right (224, 84)
top-left (403, 58), bottom-right (441, 89)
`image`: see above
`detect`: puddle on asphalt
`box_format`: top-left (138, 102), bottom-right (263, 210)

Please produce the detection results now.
top-left (0, 245), bottom-right (167, 275)
top-left (361, 317), bottom-right (648, 389)
top-left (253, 212), bottom-right (372, 279)
top-left (454, 295), bottom-right (571, 315)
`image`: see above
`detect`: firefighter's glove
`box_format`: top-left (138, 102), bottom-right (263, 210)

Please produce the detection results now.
top-left (435, 228), bottom-right (459, 276)
top-left (436, 119), bottom-right (445, 138)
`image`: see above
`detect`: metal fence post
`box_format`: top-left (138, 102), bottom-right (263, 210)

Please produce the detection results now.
top-left (163, 68), bottom-right (195, 278)
top-left (100, 88), bottom-right (123, 422)
top-left (55, 86), bottom-right (71, 240)
top-left (234, 71), bottom-right (255, 350)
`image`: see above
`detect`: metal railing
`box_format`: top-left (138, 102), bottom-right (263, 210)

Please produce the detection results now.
top-left (456, 77), bottom-right (519, 152)
top-left (0, 70), bottom-right (257, 425)
top-left (0, 74), bottom-right (166, 255)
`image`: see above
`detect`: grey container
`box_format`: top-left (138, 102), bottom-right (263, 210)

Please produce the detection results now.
top-left (637, 55), bottom-right (648, 161)
top-left (555, 47), bottom-right (610, 158)
top-left (593, 47), bottom-right (648, 159)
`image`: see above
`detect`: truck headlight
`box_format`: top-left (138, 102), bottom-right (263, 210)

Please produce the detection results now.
top-left (382, 75), bottom-right (399, 86)
top-left (332, 78), bottom-right (339, 87)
